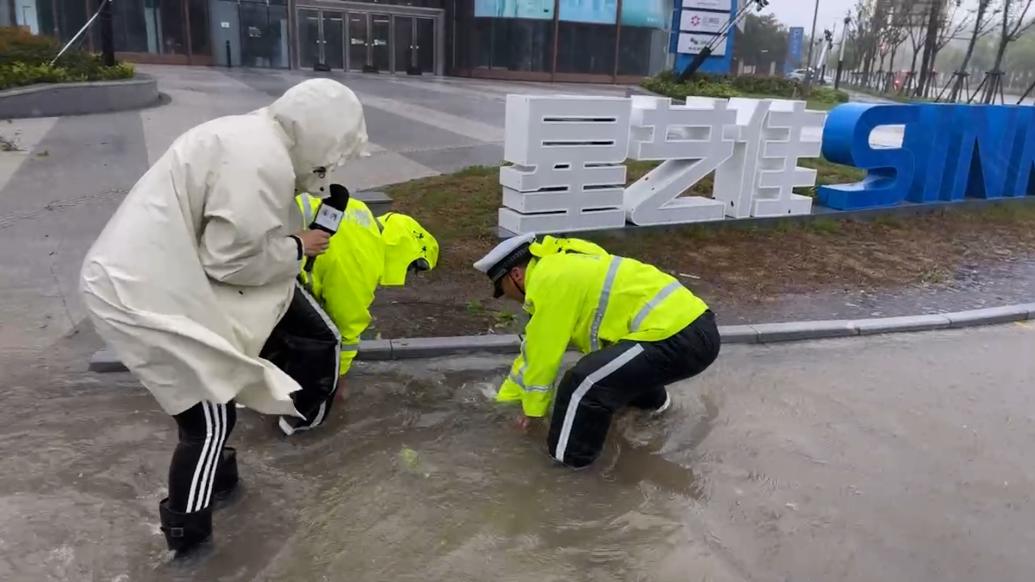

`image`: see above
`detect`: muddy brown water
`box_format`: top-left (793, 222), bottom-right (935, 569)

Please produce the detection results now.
top-left (2, 326), bottom-right (1035, 581)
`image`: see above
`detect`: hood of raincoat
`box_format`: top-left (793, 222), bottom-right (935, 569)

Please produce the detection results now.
top-left (377, 213), bottom-right (439, 286)
top-left (269, 79), bottom-right (369, 196)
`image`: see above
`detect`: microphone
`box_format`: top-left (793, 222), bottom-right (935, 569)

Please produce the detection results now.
top-left (305, 183), bottom-right (350, 273)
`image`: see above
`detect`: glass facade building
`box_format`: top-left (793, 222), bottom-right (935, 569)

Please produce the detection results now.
top-left (452, 0), bottom-right (674, 82)
top-left (18, 0), bottom-right (673, 82)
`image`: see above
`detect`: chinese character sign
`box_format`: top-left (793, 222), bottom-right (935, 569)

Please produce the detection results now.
top-left (498, 95), bottom-right (826, 234)
top-left (499, 95), bottom-right (631, 235)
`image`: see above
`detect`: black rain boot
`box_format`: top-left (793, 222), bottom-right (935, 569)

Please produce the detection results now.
top-left (213, 447), bottom-right (239, 502)
top-left (159, 498), bottom-right (212, 555)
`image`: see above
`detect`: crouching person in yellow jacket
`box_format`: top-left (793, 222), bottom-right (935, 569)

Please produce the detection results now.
top-left (277, 193), bottom-right (439, 436)
top-left (474, 233), bottom-right (720, 469)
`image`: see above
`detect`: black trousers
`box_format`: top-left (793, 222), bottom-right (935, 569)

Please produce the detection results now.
top-left (547, 311), bottom-right (721, 469)
top-left (169, 401), bottom-right (237, 513)
top-left (260, 281), bottom-right (342, 432)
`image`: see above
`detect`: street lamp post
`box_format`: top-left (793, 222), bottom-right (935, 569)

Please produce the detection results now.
top-left (804, 0), bottom-right (821, 89)
top-left (835, 14), bottom-right (851, 90)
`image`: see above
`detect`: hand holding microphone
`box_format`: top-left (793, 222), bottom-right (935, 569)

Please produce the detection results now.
top-left (297, 230), bottom-right (331, 257)
top-left (303, 183), bottom-right (350, 272)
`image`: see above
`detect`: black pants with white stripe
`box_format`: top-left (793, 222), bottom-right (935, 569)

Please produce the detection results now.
top-left (169, 401), bottom-right (237, 513)
top-left (261, 281), bottom-right (342, 432)
top-left (547, 311), bottom-right (721, 469)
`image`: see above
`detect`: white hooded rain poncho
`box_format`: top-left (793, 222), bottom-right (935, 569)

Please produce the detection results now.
top-left (81, 79), bottom-right (368, 417)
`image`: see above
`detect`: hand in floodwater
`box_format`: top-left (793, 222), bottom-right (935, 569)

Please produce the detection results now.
top-left (336, 376), bottom-right (348, 402)
top-left (515, 414), bottom-right (534, 432)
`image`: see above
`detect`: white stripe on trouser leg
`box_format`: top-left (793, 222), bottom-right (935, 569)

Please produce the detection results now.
top-left (185, 403), bottom-right (214, 512)
top-left (193, 403), bottom-right (225, 512)
top-left (296, 282), bottom-right (341, 430)
top-left (553, 344), bottom-right (645, 463)
top-left (201, 403), bottom-right (229, 508)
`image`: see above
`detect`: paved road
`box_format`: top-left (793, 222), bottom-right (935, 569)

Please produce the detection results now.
top-left (2, 324), bottom-right (1034, 581)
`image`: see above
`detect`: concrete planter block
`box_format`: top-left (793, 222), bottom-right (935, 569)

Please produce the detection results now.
top-left (355, 191), bottom-right (393, 217)
top-left (0, 75), bottom-right (160, 119)
top-left (355, 339), bottom-right (393, 361)
top-left (946, 305), bottom-right (1032, 329)
top-left (718, 325), bottom-right (760, 344)
top-left (854, 314), bottom-right (952, 336)
top-left (753, 320), bottom-right (859, 343)
top-left (390, 335), bottom-right (522, 359)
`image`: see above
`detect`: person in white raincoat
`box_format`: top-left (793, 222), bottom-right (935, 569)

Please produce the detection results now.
top-left (80, 78), bottom-right (368, 554)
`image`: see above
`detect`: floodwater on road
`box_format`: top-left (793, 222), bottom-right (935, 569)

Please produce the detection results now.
top-left (2, 324), bottom-right (1035, 581)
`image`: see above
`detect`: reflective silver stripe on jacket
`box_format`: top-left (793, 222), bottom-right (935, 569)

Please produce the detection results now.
top-left (512, 336), bottom-right (529, 388)
top-left (589, 256), bottom-right (623, 351)
top-left (301, 195), bottom-right (315, 227)
top-left (629, 281), bottom-right (682, 332)
top-left (340, 342), bottom-right (360, 352)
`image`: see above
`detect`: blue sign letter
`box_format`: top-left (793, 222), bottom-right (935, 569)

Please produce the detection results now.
top-left (818, 104), bottom-right (918, 210)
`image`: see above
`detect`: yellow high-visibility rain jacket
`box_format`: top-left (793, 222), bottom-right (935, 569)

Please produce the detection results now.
top-left (296, 194), bottom-right (438, 376)
top-left (498, 237), bottom-right (708, 418)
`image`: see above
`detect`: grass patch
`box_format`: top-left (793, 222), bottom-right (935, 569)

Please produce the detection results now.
top-left (375, 163), bottom-right (1035, 339)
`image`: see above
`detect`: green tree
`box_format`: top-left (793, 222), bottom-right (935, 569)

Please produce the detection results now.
top-left (734, 13), bottom-right (789, 74)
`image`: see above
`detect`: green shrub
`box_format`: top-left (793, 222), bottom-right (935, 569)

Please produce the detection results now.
top-left (642, 71), bottom-right (740, 100)
top-left (729, 75), bottom-right (803, 98)
top-left (810, 86), bottom-right (850, 104)
top-left (0, 26), bottom-right (59, 66)
top-left (643, 71), bottom-right (850, 106)
top-left (0, 26), bottom-right (134, 90)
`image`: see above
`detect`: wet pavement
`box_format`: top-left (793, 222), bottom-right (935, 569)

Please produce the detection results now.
top-left (716, 256), bottom-right (1035, 325)
top-left (3, 323), bottom-right (1035, 581)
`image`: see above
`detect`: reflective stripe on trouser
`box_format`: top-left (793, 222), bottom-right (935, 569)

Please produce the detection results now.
top-left (547, 312), bottom-right (722, 468)
top-left (169, 400), bottom-right (238, 513)
top-left (260, 281), bottom-right (341, 433)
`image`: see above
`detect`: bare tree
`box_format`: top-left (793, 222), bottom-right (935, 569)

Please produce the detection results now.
top-left (936, 1), bottom-right (971, 54)
top-left (906, 5), bottom-right (934, 76)
top-left (991, 0), bottom-right (1035, 73)
top-left (884, 7), bottom-right (910, 72)
top-left (925, 1), bottom-right (972, 91)
top-left (959, 0), bottom-right (1002, 74)
top-left (916, 0), bottom-right (945, 97)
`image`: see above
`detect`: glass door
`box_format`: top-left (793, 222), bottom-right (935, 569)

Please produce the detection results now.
top-left (348, 13), bottom-right (368, 71)
top-left (323, 12), bottom-right (345, 70)
top-left (298, 9), bottom-right (320, 69)
top-left (394, 16), bottom-right (414, 74)
top-left (371, 14), bottom-right (391, 72)
top-left (415, 17), bottom-right (434, 75)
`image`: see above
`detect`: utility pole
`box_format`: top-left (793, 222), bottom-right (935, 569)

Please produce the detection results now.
top-left (805, 0), bottom-right (821, 89)
top-left (99, 0), bottom-right (115, 66)
top-left (835, 14), bottom-right (851, 90)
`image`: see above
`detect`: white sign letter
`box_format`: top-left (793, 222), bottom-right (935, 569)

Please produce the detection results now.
top-left (751, 100), bottom-right (825, 217)
top-left (624, 96), bottom-right (734, 226)
top-left (498, 95), bottom-right (630, 235)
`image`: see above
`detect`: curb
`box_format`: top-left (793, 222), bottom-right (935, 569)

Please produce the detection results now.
top-left (87, 303), bottom-right (1035, 373)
